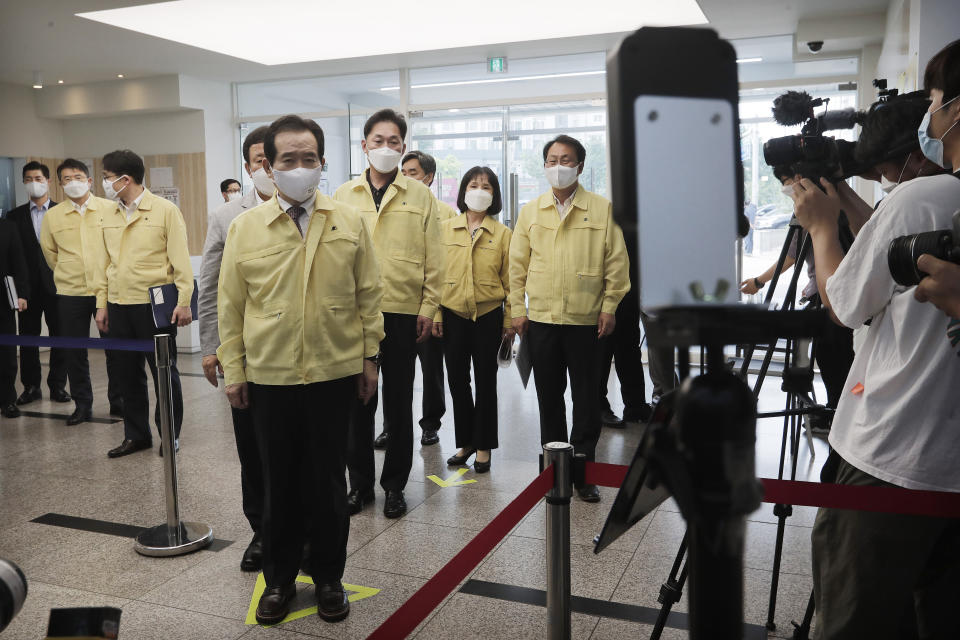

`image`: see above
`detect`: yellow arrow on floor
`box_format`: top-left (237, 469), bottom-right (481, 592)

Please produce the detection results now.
top-left (427, 467), bottom-right (478, 488)
top-left (244, 573), bottom-right (381, 626)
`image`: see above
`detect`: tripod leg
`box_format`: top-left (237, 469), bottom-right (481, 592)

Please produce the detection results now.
top-left (766, 501), bottom-right (792, 631)
top-left (790, 591), bottom-right (816, 640)
top-left (650, 534), bottom-right (688, 640)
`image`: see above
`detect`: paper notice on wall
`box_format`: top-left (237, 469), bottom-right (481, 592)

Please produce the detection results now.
top-left (153, 187), bottom-right (180, 207)
top-left (150, 167), bottom-right (174, 188)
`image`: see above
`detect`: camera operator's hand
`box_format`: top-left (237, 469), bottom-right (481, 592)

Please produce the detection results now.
top-left (915, 254), bottom-right (960, 318)
top-left (740, 278), bottom-right (761, 295)
top-left (790, 177), bottom-right (842, 234)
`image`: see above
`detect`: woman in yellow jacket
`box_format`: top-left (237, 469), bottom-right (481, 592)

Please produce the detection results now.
top-left (433, 167), bottom-right (514, 473)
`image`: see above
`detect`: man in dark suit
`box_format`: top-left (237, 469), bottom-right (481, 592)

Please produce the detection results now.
top-left (7, 161), bottom-right (69, 405)
top-left (1, 218), bottom-right (29, 418)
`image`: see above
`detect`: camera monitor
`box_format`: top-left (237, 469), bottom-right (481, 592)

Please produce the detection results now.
top-left (607, 27), bottom-right (743, 310)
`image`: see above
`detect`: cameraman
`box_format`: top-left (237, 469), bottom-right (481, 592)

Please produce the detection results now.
top-left (792, 38), bottom-right (960, 639)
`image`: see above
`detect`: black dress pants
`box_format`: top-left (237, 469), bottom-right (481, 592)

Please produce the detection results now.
top-left (0, 308), bottom-right (17, 405)
top-left (106, 303), bottom-right (183, 443)
top-left (232, 406), bottom-right (263, 534)
top-left (18, 286), bottom-right (66, 392)
top-left (527, 321), bottom-right (601, 462)
top-left (249, 379), bottom-right (351, 588)
top-left (347, 312), bottom-right (418, 493)
top-left (58, 295), bottom-right (122, 412)
top-left (417, 336), bottom-right (446, 431)
top-left (597, 304), bottom-right (647, 419)
top-left (442, 307), bottom-right (502, 451)
top-left (814, 321), bottom-right (854, 410)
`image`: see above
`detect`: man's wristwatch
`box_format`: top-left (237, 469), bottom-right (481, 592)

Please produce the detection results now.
top-left (365, 352), bottom-right (382, 366)
top-left (754, 277), bottom-right (765, 289)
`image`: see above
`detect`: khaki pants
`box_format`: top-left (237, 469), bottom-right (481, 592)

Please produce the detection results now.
top-left (812, 458), bottom-right (960, 640)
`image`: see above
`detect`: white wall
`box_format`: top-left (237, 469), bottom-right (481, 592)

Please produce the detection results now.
top-left (909, 0), bottom-right (960, 90)
top-left (61, 110), bottom-right (205, 157)
top-left (0, 82), bottom-right (64, 157)
top-left (179, 75), bottom-right (237, 216)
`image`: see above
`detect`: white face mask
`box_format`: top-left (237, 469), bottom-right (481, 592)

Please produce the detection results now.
top-left (545, 164), bottom-right (579, 189)
top-left (63, 180), bottom-right (90, 199)
top-left (227, 191), bottom-right (242, 202)
top-left (367, 147), bottom-right (402, 173)
top-left (250, 167), bottom-right (275, 197)
top-left (25, 181), bottom-right (48, 199)
top-left (102, 176), bottom-right (128, 201)
top-left (464, 188), bottom-right (494, 213)
top-left (879, 176), bottom-right (897, 194)
top-left (271, 165), bottom-right (322, 203)
top-left (780, 183), bottom-right (796, 196)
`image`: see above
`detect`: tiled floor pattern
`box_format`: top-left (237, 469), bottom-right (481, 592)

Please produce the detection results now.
top-left (0, 348), bottom-right (828, 638)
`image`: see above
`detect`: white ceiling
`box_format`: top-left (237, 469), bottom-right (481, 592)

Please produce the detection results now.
top-left (0, 0), bottom-right (892, 89)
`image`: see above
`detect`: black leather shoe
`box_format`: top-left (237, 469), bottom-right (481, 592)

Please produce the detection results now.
top-left (383, 490), bottom-right (407, 518)
top-left (255, 583), bottom-right (296, 625)
top-left (316, 582), bottom-right (350, 622)
top-left (66, 407), bottom-right (92, 426)
top-left (446, 448), bottom-right (475, 466)
top-left (601, 409), bottom-right (625, 428)
top-left (15, 386), bottom-right (40, 405)
top-left (577, 484), bottom-right (601, 503)
top-left (346, 488), bottom-right (375, 515)
top-left (623, 403), bottom-right (654, 424)
top-left (107, 439), bottom-right (152, 458)
top-left (373, 430), bottom-right (388, 449)
top-left (240, 534), bottom-right (263, 572)
top-left (474, 454), bottom-right (491, 474)
top-left (50, 388), bottom-right (71, 403)
top-left (109, 403), bottom-right (124, 417)
top-left (158, 439), bottom-right (180, 457)
top-left (1, 404), bottom-right (20, 418)
top-left (420, 429), bottom-right (439, 446)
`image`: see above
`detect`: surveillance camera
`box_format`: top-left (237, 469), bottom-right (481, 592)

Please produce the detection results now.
top-left (807, 41), bottom-right (824, 53)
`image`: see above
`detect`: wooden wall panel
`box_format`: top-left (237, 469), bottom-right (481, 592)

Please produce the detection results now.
top-left (28, 152), bottom-right (208, 255)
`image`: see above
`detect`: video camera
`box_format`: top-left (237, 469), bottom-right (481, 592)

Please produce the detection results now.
top-left (762, 90), bottom-right (866, 183)
top-left (888, 211), bottom-right (960, 286)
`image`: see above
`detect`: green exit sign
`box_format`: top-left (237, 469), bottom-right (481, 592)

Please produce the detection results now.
top-left (488, 57), bottom-right (507, 73)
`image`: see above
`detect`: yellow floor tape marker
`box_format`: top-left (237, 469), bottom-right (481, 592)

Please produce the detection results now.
top-left (245, 572), bottom-right (381, 626)
top-left (427, 467), bottom-right (478, 488)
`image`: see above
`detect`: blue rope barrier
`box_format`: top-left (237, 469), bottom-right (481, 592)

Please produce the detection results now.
top-left (0, 334), bottom-right (155, 353)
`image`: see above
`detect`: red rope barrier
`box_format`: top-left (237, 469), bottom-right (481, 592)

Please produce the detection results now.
top-left (366, 465), bottom-right (555, 640)
top-left (585, 461), bottom-right (960, 518)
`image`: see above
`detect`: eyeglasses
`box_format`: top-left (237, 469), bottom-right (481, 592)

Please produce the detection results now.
top-left (544, 158), bottom-right (579, 168)
top-left (60, 176), bottom-right (88, 184)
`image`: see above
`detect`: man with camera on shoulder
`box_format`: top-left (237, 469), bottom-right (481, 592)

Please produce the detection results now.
top-left (789, 39), bottom-right (960, 640)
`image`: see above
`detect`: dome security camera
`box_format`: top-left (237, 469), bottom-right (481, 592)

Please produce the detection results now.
top-left (807, 40), bottom-right (824, 53)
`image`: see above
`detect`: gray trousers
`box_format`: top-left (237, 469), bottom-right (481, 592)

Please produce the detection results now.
top-left (640, 311), bottom-right (678, 397)
top-left (812, 458), bottom-right (960, 640)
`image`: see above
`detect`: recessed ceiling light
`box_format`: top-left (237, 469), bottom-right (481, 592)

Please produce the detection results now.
top-left (32, 71), bottom-right (43, 89)
top-left (58, 79), bottom-right (64, 84)
top-left (117, 73), bottom-right (124, 78)
top-left (77, 0), bottom-right (707, 66)
top-left (736, 57), bottom-right (763, 64)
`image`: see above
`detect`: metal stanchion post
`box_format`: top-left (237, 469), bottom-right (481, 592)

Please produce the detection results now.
top-left (134, 334), bottom-right (213, 557)
top-left (543, 442), bottom-right (573, 640)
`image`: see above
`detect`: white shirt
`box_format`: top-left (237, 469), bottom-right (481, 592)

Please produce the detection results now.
top-left (276, 192), bottom-right (316, 239)
top-left (825, 174), bottom-right (960, 492)
top-left (121, 191), bottom-right (145, 221)
top-left (72, 196), bottom-right (90, 216)
top-left (553, 187), bottom-right (578, 220)
top-left (29, 198), bottom-right (50, 239)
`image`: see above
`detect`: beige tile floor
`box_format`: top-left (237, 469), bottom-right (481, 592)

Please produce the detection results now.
top-left (0, 348), bottom-right (828, 639)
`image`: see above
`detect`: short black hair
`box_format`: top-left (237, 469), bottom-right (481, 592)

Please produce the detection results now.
top-left (363, 108), bottom-right (407, 140)
top-left (220, 179), bottom-right (241, 193)
top-left (242, 125), bottom-right (269, 164)
top-left (102, 150), bottom-right (145, 184)
top-left (56, 158), bottom-right (90, 181)
top-left (855, 93), bottom-right (932, 166)
top-left (772, 164), bottom-right (794, 183)
top-left (924, 38), bottom-right (960, 104)
top-left (22, 161), bottom-right (50, 180)
top-left (542, 135), bottom-right (586, 164)
top-left (263, 115), bottom-right (325, 166)
top-left (402, 150), bottom-right (436, 176)
top-left (457, 166), bottom-right (502, 216)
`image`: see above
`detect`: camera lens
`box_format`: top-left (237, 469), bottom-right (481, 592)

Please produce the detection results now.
top-left (887, 231), bottom-right (953, 287)
top-left (0, 558), bottom-right (27, 632)
top-left (763, 135), bottom-right (803, 167)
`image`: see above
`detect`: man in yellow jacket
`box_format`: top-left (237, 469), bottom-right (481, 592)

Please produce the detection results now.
top-left (92, 150), bottom-right (194, 459)
top-left (39, 159), bottom-right (122, 425)
top-left (509, 134), bottom-right (630, 503)
top-left (334, 109), bottom-right (442, 519)
top-left (218, 115), bottom-right (383, 625)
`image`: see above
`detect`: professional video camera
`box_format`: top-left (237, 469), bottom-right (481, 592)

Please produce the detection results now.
top-left (0, 557), bottom-right (26, 633)
top-left (763, 90), bottom-right (866, 182)
top-left (888, 211), bottom-right (960, 286)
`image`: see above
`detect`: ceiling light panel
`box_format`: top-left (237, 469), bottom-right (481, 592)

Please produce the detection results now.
top-left (78, 0), bottom-right (707, 66)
